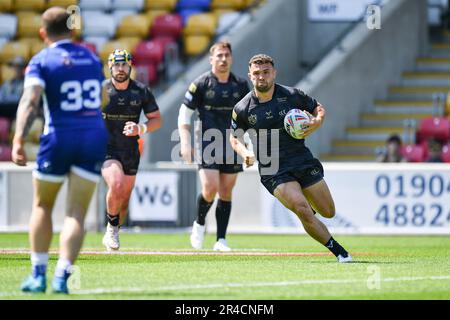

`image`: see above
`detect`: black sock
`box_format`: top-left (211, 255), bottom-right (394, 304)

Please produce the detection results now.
top-left (325, 237), bottom-right (349, 258)
top-left (107, 213), bottom-right (119, 227)
top-left (216, 199), bottom-right (231, 240)
top-left (196, 194), bottom-right (213, 225)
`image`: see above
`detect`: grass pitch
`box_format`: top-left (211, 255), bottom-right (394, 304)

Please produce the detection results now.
top-left (0, 233), bottom-right (449, 300)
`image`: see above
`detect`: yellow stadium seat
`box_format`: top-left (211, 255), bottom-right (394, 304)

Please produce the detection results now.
top-left (184, 13), bottom-right (217, 37)
top-left (144, 0), bottom-right (177, 11)
top-left (183, 34), bottom-right (211, 56)
top-left (30, 41), bottom-right (46, 56)
top-left (211, 0), bottom-right (246, 10)
top-left (17, 12), bottom-right (41, 38)
top-left (15, 11), bottom-right (37, 21)
top-left (47, 0), bottom-right (78, 9)
top-left (0, 64), bottom-right (16, 84)
top-left (0, 0), bottom-right (13, 12)
top-left (17, 37), bottom-right (45, 57)
top-left (116, 37), bottom-right (141, 51)
top-left (99, 40), bottom-right (136, 63)
top-left (0, 41), bottom-right (30, 63)
top-left (244, 0), bottom-right (266, 8)
top-left (116, 14), bottom-right (150, 38)
top-left (13, 0), bottom-right (46, 11)
top-left (212, 9), bottom-right (234, 20)
top-left (17, 37), bottom-right (41, 47)
top-left (145, 10), bottom-right (169, 28)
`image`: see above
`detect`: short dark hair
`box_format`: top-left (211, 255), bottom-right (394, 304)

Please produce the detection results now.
top-left (387, 134), bottom-right (402, 145)
top-left (209, 41), bottom-right (232, 55)
top-left (42, 7), bottom-right (71, 38)
top-left (248, 54), bottom-right (275, 67)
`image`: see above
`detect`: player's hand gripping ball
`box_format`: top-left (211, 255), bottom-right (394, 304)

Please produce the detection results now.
top-left (284, 109), bottom-right (311, 139)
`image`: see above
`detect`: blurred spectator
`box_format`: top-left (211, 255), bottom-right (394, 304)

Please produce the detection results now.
top-left (0, 56), bottom-right (27, 119)
top-left (426, 139), bottom-right (444, 163)
top-left (376, 134), bottom-right (407, 163)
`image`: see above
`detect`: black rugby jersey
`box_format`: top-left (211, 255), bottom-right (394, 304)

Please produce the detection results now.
top-left (183, 71), bottom-right (250, 135)
top-left (102, 79), bottom-right (159, 149)
top-left (231, 84), bottom-right (318, 171)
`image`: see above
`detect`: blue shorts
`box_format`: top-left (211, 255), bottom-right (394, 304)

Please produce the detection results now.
top-left (34, 128), bottom-right (108, 183)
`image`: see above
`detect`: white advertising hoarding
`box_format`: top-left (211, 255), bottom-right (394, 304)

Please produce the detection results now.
top-left (261, 164), bottom-right (450, 234)
top-left (308, 0), bottom-right (384, 21)
top-left (129, 171), bottom-right (179, 221)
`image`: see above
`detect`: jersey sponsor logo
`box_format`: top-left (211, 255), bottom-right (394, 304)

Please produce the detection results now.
top-left (206, 89), bottom-right (215, 99)
top-left (189, 82), bottom-right (197, 93)
top-left (248, 114), bottom-right (257, 125)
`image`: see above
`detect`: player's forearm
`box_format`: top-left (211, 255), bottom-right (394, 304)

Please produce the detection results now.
top-left (179, 124), bottom-right (191, 146)
top-left (230, 135), bottom-right (249, 158)
top-left (143, 116), bottom-right (162, 133)
top-left (13, 86), bottom-right (42, 143)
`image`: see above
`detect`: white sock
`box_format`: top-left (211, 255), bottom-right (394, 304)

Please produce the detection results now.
top-left (54, 258), bottom-right (72, 278)
top-left (31, 252), bottom-right (49, 267)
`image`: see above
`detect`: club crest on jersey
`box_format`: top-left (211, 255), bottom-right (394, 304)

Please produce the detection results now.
top-left (206, 90), bottom-right (215, 99)
top-left (130, 100), bottom-right (140, 106)
top-left (233, 91), bottom-right (240, 99)
top-left (248, 114), bottom-right (257, 125)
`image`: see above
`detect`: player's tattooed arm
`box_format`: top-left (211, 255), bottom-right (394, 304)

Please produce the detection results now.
top-left (12, 85), bottom-right (43, 166)
top-left (14, 85), bottom-right (42, 142)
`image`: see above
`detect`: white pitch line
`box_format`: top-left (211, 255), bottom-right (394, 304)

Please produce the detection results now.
top-left (67, 275), bottom-right (450, 295)
top-left (2, 275), bottom-right (450, 297)
top-left (0, 249), bottom-right (331, 257)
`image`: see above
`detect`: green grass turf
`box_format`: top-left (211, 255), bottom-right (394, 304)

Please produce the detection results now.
top-left (0, 233), bottom-right (450, 300)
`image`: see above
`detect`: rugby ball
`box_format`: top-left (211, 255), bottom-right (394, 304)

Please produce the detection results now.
top-left (284, 109), bottom-right (310, 139)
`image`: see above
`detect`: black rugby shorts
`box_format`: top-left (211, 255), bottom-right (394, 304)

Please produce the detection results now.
top-left (260, 158), bottom-right (324, 194)
top-left (105, 145), bottom-right (140, 176)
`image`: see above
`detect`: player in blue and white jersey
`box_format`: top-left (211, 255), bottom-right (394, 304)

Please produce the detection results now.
top-left (11, 7), bottom-right (108, 294)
